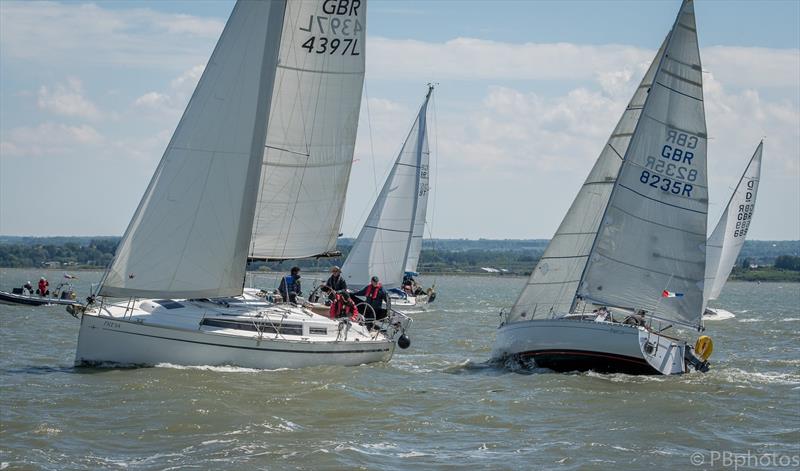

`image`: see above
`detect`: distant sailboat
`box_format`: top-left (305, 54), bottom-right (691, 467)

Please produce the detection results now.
top-left (71, 0), bottom-right (411, 369)
top-left (341, 85), bottom-right (436, 307)
top-left (491, 0), bottom-right (713, 375)
top-left (703, 141), bottom-right (763, 320)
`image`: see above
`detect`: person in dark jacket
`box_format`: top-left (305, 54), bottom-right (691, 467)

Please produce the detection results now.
top-left (324, 266), bottom-right (347, 293)
top-left (278, 266), bottom-right (302, 303)
top-left (353, 276), bottom-right (388, 323)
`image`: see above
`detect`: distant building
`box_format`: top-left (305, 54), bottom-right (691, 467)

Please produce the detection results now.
top-left (42, 261), bottom-right (61, 268)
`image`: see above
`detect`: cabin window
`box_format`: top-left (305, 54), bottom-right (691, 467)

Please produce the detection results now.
top-left (154, 299), bottom-right (184, 309)
top-left (201, 318), bottom-right (302, 336)
top-left (309, 327), bottom-right (328, 335)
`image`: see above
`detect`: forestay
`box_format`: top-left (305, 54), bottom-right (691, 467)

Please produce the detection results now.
top-left (578, 0), bottom-right (708, 328)
top-left (703, 141), bottom-right (763, 304)
top-left (100, 1), bottom-right (286, 299)
top-left (507, 39), bottom-right (667, 322)
top-left (343, 87), bottom-right (433, 288)
top-left (249, 0), bottom-right (367, 260)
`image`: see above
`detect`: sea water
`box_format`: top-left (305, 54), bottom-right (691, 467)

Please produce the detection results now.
top-left (1, 268), bottom-right (798, 469)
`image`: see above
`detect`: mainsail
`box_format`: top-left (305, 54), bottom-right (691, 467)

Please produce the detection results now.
top-left (577, 0), bottom-right (708, 328)
top-left (343, 87), bottom-right (433, 288)
top-left (100, 1), bottom-right (287, 298)
top-left (248, 0), bottom-right (367, 260)
top-left (508, 39), bottom-right (668, 322)
top-left (703, 141), bottom-right (763, 304)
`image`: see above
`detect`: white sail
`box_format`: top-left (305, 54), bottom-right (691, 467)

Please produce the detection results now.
top-left (577, 0), bottom-right (708, 328)
top-left (508, 39), bottom-right (668, 322)
top-left (343, 87), bottom-right (433, 288)
top-left (248, 0), bottom-right (367, 260)
top-left (100, 1), bottom-right (286, 299)
top-left (404, 88), bottom-right (433, 274)
top-left (704, 141), bottom-right (763, 303)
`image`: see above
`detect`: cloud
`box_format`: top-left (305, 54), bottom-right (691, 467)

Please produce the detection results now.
top-left (134, 91), bottom-right (171, 109)
top-left (1, 122), bottom-right (103, 158)
top-left (37, 78), bottom-right (101, 120)
top-left (0, 1), bottom-right (223, 70)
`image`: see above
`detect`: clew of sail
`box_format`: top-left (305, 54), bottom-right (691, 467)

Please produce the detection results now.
top-left (577, 0), bottom-right (708, 329)
top-left (343, 87), bottom-right (433, 289)
top-left (507, 39), bottom-right (668, 322)
top-left (100, 1), bottom-right (287, 299)
top-left (703, 141), bottom-right (763, 305)
top-left (248, 0), bottom-right (367, 261)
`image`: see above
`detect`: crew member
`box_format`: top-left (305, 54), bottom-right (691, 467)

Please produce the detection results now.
top-left (37, 277), bottom-right (49, 297)
top-left (329, 291), bottom-right (359, 320)
top-left (353, 276), bottom-right (388, 322)
top-left (278, 267), bottom-right (302, 304)
top-left (325, 266), bottom-right (347, 293)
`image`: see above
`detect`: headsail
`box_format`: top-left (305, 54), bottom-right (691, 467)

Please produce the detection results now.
top-left (343, 87), bottom-right (433, 288)
top-left (703, 141), bottom-right (763, 304)
top-left (248, 0), bottom-right (367, 261)
top-left (508, 39), bottom-right (668, 322)
top-left (100, 1), bottom-right (286, 298)
top-left (577, 0), bottom-right (709, 328)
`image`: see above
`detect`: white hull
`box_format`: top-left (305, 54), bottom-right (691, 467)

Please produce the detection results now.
top-left (491, 318), bottom-right (690, 375)
top-left (75, 298), bottom-right (409, 369)
top-left (703, 307), bottom-right (735, 320)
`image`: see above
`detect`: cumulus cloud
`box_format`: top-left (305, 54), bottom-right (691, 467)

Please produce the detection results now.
top-left (37, 78), bottom-right (101, 120)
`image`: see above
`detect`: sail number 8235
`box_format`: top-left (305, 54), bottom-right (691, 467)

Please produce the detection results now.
top-left (639, 170), bottom-right (693, 197)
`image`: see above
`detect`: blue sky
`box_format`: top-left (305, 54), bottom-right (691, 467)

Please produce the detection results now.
top-left (1, 0), bottom-right (798, 240)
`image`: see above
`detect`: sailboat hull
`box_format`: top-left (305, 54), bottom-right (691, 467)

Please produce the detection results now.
top-left (75, 304), bottom-right (399, 369)
top-left (491, 319), bottom-right (675, 375)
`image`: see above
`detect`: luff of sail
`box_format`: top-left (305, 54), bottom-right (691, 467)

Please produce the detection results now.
top-left (703, 141), bottom-right (763, 305)
top-left (100, 1), bottom-right (286, 299)
top-left (343, 87), bottom-right (433, 288)
top-left (248, 0), bottom-right (367, 261)
top-left (508, 39), bottom-right (668, 322)
top-left (577, 0), bottom-right (708, 328)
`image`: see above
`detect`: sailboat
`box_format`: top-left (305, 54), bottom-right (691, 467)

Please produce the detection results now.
top-left (703, 141), bottom-right (763, 320)
top-left (491, 0), bottom-right (713, 375)
top-left (340, 86), bottom-right (436, 308)
top-left (69, 0), bottom-right (412, 369)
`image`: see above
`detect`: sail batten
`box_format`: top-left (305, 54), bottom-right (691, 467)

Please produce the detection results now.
top-left (343, 88), bottom-right (433, 288)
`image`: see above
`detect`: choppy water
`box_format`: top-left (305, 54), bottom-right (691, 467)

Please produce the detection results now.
top-left (1, 268), bottom-right (798, 470)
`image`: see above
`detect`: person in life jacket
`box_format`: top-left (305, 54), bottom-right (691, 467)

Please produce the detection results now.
top-left (37, 277), bottom-right (49, 297)
top-left (278, 266), bottom-right (302, 304)
top-left (329, 291), bottom-right (359, 321)
top-left (353, 276), bottom-right (388, 322)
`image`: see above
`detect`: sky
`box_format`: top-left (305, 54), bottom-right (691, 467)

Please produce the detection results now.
top-left (1, 0), bottom-right (798, 241)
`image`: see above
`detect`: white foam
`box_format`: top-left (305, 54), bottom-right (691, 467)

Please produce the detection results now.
top-left (154, 363), bottom-right (289, 373)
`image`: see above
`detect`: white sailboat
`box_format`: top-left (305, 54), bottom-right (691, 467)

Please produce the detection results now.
top-left (491, 0), bottom-right (713, 375)
top-left (703, 141), bottom-right (763, 320)
top-left (70, 0), bottom-right (412, 369)
top-left (341, 86), bottom-right (436, 308)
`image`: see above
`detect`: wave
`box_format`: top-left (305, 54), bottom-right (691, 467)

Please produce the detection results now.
top-left (153, 363), bottom-right (289, 373)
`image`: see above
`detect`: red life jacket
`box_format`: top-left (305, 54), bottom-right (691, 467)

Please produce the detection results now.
top-left (329, 294), bottom-right (359, 320)
top-left (365, 283), bottom-right (382, 300)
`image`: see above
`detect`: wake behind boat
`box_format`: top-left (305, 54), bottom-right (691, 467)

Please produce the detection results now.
top-left (491, 0), bottom-right (715, 376)
top-left (70, 0), bottom-right (412, 369)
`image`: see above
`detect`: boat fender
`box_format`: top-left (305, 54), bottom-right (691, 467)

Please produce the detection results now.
top-left (397, 334), bottom-right (410, 349)
top-left (694, 335), bottom-right (713, 361)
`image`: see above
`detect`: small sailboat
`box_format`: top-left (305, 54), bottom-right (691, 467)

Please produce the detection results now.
top-left (491, 0), bottom-right (713, 375)
top-left (70, 0), bottom-right (411, 369)
top-left (341, 85), bottom-right (436, 308)
top-left (703, 141), bottom-right (763, 320)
